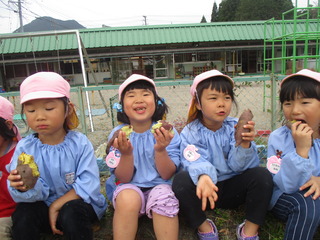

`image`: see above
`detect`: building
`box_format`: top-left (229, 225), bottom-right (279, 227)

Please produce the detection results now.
top-left (0, 15), bottom-right (319, 91)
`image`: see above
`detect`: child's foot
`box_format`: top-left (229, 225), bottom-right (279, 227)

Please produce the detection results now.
top-left (236, 222), bottom-right (259, 240)
top-left (197, 219), bottom-right (219, 240)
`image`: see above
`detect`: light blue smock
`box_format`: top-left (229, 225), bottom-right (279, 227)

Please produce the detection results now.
top-left (180, 118), bottom-right (259, 185)
top-left (7, 131), bottom-right (107, 219)
top-left (106, 123), bottom-right (181, 200)
top-left (267, 126), bottom-right (320, 209)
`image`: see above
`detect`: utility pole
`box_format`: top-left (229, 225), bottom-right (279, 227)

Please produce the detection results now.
top-left (143, 15), bottom-right (147, 25)
top-left (9, 0), bottom-right (24, 32)
top-left (18, 0), bottom-right (24, 32)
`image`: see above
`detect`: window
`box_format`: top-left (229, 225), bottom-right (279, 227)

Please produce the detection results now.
top-left (154, 56), bottom-right (168, 79)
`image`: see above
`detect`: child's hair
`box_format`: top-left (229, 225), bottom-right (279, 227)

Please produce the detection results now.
top-left (188, 75), bottom-right (237, 123)
top-left (0, 117), bottom-right (15, 140)
top-left (280, 76), bottom-right (320, 104)
top-left (117, 80), bottom-right (168, 124)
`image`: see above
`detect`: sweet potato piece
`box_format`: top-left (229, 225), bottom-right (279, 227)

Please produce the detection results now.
top-left (235, 109), bottom-right (253, 146)
top-left (106, 125), bottom-right (133, 154)
top-left (286, 120), bottom-right (313, 146)
top-left (151, 120), bottom-right (174, 133)
top-left (16, 153), bottom-right (39, 190)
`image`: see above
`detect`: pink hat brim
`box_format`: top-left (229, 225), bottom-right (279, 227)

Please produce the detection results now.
top-left (281, 69), bottom-right (320, 87)
top-left (118, 74), bottom-right (156, 101)
top-left (190, 70), bottom-right (234, 96)
top-left (20, 91), bottom-right (66, 104)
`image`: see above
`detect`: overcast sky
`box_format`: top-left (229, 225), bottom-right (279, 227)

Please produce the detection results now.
top-left (0, 0), bottom-right (313, 34)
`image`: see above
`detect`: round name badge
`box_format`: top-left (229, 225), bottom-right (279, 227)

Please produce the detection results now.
top-left (267, 155), bottom-right (282, 174)
top-left (183, 144), bottom-right (200, 162)
top-left (105, 150), bottom-right (120, 168)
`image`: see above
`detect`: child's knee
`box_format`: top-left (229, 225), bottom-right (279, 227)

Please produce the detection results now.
top-left (146, 184), bottom-right (179, 218)
top-left (116, 189), bottom-right (142, 210)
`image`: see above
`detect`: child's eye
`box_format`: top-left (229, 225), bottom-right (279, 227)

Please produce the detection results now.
top-left (283, 102), bottom-right (291, 106)
top-left (46, 108), bottom-right (54, 111)
top-left (225, 96), bottom-right (231, 100)
top-left (26, 109), bottom-right (35, 113)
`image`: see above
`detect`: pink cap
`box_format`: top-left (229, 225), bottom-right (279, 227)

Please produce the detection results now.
top-left (190, 70), bottom-right (234, 96)
top-left (118, 74), bottom-right (156, 101)
top-left (20, 72), bottom-right (70, 104)
top-left (0, 96), bottom-right (14, 121)
top-left (281, 69), bottom-right (320, 87)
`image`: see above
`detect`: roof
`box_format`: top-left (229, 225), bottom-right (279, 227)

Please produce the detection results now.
top-left (0, 20), bottom-right (319, 54)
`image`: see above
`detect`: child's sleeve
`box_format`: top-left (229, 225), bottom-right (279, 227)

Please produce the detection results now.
top-left (180, 125), bottom-right (218, 185)
top-left (267, 128), bottom-right (314, 194)
top-left (166, 127), bottom-right (181, 168)
top-left (6, 142), bottom-right (50, 202)
top-left (71, 135), bottom-right (107, 219)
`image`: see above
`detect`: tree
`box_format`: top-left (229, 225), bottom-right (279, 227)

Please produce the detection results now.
top-left (217, 0), bottom-right (240, 21)
top-left (201, 15), bottom-right (207, 23)
top-left (216, 0), bottom-right (294, 22)
top-left (211, 2), bottom-right (218, 22)
top-left (234, 0), bottom-right (294, 21)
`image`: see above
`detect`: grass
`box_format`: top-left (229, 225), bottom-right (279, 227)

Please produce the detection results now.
top-left (42, 193), bottom-right (320, 240)
top-left (92, 206), bottom-right (286, 240)
top-left (95, 174), bottom-right (320, 239)
top-left (43, 175), bottom-right (320, 240)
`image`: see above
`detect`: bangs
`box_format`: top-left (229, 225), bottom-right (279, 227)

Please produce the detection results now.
top-left (280, 76), bottom-right (320, 103)
top-left (121, 80), bottom-right (155, 100)
top-left (124, 80), bottom-right (154, 91)
top-left (197, 76), bottom-right (234, 99)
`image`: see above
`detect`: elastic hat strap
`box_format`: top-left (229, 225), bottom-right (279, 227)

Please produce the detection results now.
top-left (195, 90), bottom-right (202, 110)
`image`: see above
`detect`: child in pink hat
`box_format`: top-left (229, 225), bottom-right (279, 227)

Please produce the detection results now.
top-left (0, 96), bottom-right (21, 240)
top-left (105, 74), bottom-right (181, 239)
top-left (172, 69), bottom-right (273, 240)
top-left (7, 72), bottom-right (107, 240)
top-left (267, 69), bottom-right (320, 240)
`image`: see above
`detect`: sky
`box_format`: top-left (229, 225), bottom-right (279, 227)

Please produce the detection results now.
top-left (0, 0), bottom-right (314, 34)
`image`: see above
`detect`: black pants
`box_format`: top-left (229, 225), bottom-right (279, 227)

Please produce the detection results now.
top-left (12, 199), bottom-right (99, 240)
top-left (172, 167), bottom-right (273, 229)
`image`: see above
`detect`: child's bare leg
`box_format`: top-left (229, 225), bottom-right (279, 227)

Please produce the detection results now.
top-left (113, 189), bottom-right (141, 240)
top-left (152, 212), bottom-right (178, 240)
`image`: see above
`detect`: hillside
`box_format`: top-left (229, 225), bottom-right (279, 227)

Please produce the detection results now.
top-left (14, 16), bottom-right (86, 33)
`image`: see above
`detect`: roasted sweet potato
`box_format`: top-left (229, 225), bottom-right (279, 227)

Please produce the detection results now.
top-left (106, 125), bottom-right (133, 154)
top-left (286, 120), bottom-right (313, 146)
top-left (16, 153), bottom-right (39, 190)
top-left (151, 120), bottom-right (174, 133)
top-left (235, 109), bottom-right (253, 146)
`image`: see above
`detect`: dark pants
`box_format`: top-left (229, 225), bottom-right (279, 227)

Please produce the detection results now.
top-left (272, 191), bottom-right (320, 240)
top-left (172, 167), bottom-right (273, 229)
top-left (12, 199), bottom-right (98, 240)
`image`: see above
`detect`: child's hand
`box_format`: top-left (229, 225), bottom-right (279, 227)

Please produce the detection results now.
top-left (113, 130), bottom-right (133, 155)
top-left (196, 175), bottom-right (218, 211)
top-left (8, 169), bottom-right (27, 192)
top-left (153, 127), bottom-right (174, 152)
top-left (291, 121), bottom-right (313, 158)
top-left (240, 120), bottom-right (256, 148)
top-left (300, 176), bottom-right (320, 200)
top-left (49, 202), bottom-right (63, 235)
